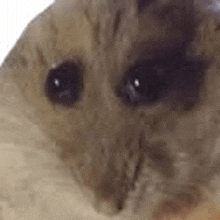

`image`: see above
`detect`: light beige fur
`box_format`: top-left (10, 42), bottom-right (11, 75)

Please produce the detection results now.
top-left (1, 0), bottom-right (220, 219)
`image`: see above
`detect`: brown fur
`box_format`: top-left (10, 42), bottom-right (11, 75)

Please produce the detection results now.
top-left (1, 0), bottom-right (220, 219)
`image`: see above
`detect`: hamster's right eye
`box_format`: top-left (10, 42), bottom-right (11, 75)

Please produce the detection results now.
top-left (45, 61), bottom-right (82, 107)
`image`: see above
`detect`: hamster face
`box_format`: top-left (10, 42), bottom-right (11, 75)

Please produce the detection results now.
top-left (2, 0), bottom-right (220, 218)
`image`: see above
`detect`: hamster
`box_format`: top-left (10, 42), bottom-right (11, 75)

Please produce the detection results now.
top-left (1, 0), bottom-right (220, 219)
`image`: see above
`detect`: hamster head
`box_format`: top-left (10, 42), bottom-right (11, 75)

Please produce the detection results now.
top-left (3, 0), bottom-right (220, 217)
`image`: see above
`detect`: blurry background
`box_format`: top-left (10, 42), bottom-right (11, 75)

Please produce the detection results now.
top-left (0, 0), bottom-right (54, 65)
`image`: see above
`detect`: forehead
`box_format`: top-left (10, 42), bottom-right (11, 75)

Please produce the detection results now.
top-left (6, 0), bottom-right (196, 86)
top-left (50, 0), bottom-right (194, 67)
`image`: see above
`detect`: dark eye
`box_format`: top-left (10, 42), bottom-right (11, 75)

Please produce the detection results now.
top-left (45, 61), bottom-right (82, 106)
top-left (118, 62), bottom-right (168, 106)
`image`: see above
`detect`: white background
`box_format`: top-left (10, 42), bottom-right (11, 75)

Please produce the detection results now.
top-left (0, 0), bottom-right (54, 65)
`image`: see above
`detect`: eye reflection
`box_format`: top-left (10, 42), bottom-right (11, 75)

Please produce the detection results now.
top-left (45, 61), bottom-right (82, 107)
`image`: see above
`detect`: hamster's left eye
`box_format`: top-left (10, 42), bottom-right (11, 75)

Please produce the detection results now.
top-left (45, 61), bottom-right (82, 107)
top-left (117, 62), bottom-right (168, 106)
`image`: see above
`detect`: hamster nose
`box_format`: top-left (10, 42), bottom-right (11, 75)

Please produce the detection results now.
top-left (94, 194), bottom-right (124, 216)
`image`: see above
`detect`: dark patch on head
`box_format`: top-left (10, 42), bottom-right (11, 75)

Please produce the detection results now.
top-left (158, 5), bottom-right (185, 22)
top-left (117, 51), bottom-right (208, 111)
top-left (138, 0), bottom-right (154, 13)
top-left (165, 55), bottom-right (208, 111)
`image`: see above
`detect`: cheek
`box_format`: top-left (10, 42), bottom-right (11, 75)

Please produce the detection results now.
top-left (36, 107), bottom-right (87, 145)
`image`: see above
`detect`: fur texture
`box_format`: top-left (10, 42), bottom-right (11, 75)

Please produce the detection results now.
top-left (1, 0), bottom-right (220, 219)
